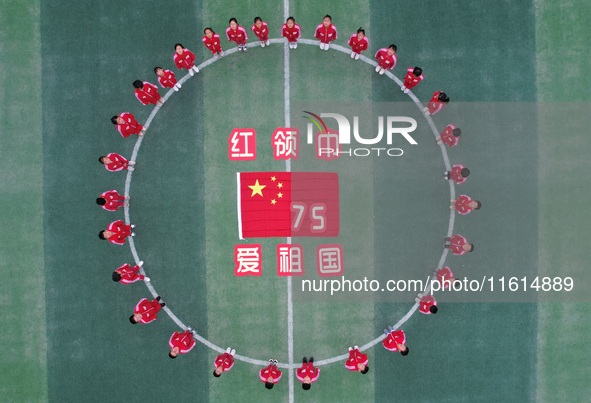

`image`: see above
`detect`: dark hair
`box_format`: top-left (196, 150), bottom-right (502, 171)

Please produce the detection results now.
top-left (287, 16), bottom-right (295, 23)
top-left (413, 67), bottom-right (422, 76)
top-left (96, 197), bottom-right (106, 206)
top-left (323, 14), bottom-right (332, 21)
top-left (460, 168), bottom-right (470, 178)
top-left (169, 352), bottom-right (177, 359)
top-left (452, 128), bottom-right (462, 137)
top-left (229, 18), bottom-right (238, 24)
top-left (361, 366), bottom-right (369, 374)
top-left (430, 305), bottom-right (438, 314)
top-left (357, 27), bottom-right (365, 35)
top-left (468, 244), bottom-right (475, 252)
top-left (129, 315), bottom-right (138, 324)
top-left (400, 347), bottom-right (409, 356)
top-left (133, 80), bottom-right (143, 89)
top-left (203, 27), bottom-right (214, 34)
top-left (438, 92), bottom-right (450, 102)
top-left (388, 44), bottom-right (398, 52)
top-left (98, 231), bottom-right (106, 240)
top-left (474, 201), bottom-right (482, 210)
top-left (213, 370), bottom-right (221, 377)
top-left (265, 381), bottom-right (274, 390)
top-left (174, 43), bottom-right (184, 50)
top-left (112, 272), bottom-right (121, 282)
top-left (254, 17), bottom-right (262, 23)
top-left (154, 66), bottom-right (162, 74)
top-left (302, 383), bottom-right (311, 390)
top-left (98, 156), bottom-right (106, 164)
top-left (111, 116), bottom-right (118, 124)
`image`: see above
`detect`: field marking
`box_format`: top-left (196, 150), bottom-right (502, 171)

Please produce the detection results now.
top-left (122, 36), bottom-right (456, 370)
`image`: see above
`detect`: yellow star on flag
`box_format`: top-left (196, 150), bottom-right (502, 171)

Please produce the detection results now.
top-left (248, 179), bottom-right (266, 197)
top-left (271, 199), bottom-right (277, 205)
top-left (271, 176), bottom-right (276, 182)
top-left (277, 192), bottom-right (283, 198)
top-left (277, 182), bottom-right (283, 189)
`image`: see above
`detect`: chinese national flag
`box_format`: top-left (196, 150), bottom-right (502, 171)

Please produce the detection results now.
top-left (237, 172), bottom-right (339, 238)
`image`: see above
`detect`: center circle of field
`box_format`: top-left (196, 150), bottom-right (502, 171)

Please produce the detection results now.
top-left (124, 38), bottom-right (455, 369)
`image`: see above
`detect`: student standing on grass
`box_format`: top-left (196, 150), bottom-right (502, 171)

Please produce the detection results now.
top-left (348, 28), bottom-right (369, 60)
top-left (226, 18), bottom-right (248, 52)
top-left (98, 153), bottom-right (134, 172)
top-left (436, 124), bottom-right (461, 148)
top-left (315, 14), bottom-right (338, 50)
top-left (202, 28), bottom-right (223, 58)
top-left (345, 346), bottom-right (369, 374)
top-left (251, 17), bottom-right (270, 47)
top-left (423, 91), bottom-right (449, 115)
top-left (130, 296), bottom-right (165, 324)
top-left (168, 327), bottom-right (196, 358)
top-left (133, 80), bottom-right (164, 106)
top-left (382, 328), bottom-right (409, 355)
top-left (111, 112), bottom-right (145, 137)
top-left (445, 163), bottom-right (470, 185)
top-left (259, 359), bottom-right (282, 389)
top-left (154, 66), bottom-right (180, 92)
top-left (112, 262), bottom-right (149, 284)
top-left (296, 357), bottom-right (320, 390)
top-left (99, 220), bottom-right (135, 245)
top-left (96, 189), bottom-right (128, 211)
top-left (282, 17), bottom-right (301, 49)
top-left (451, 195), bottom-right (481, 215)
top-left (375, 44), bottom-right (397, 75)
top-left (444, 234), bottom-right (474, 255)
top-left (213, 348), bottom-right (236, 377)
top-left (173, 43), bottom-right (199, 76)
top-left (401, 66), bottom-right (424, 93)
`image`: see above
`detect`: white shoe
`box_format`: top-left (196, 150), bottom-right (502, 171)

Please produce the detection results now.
top-left (319, 42), bottom-right (324, 50)
top-left (348, 346), bottom-right (353, 351)
top-left (130, 224), bottom-right (135, 229)
top-left (189, 68), bottom-right (194, 76)
top-left (375, 65), bottom-right (381, 72)
top-left (220, 50), bottom-right (224, 56)
top-left (226, 347), bottom-right (232, 353)
top-left (138, 260), bottom-right (144, 267)
top-left (131, 232), bottom-right (136, 237)
top-left (351, 51), bottom-right (355, 59)
top-left (293, 42), bottom-right (297, 49)
top-left (288, 42), bottom-right (293, 49)
top-left (173, 85), bottom-right (179, 92)
top-left (266, 39), bottom-right (270, 46)
top-left (127, 166), bottom-right (134, 172)
top-left (401, 85), bottom-right (406, 91)
top-left (128, 160), bottom-right (135, 165)
top-left (261, 41), bottom-right (265, 47)
top-left (123, 202), bottom-right (129, 207)
top-left (144, 276), bottom-right (150, 282)
top-left (404, 89), bottom-right (409, 94)
top-left (355, 53), bottom-right (360, 60)
top-left (156, 100), bottom-right (164, 107)
top-left (230, 349), bottom-right (236, 356)
top-left (193, 66), bottom-right (199, 73)
top-left (379, 69), bottom-right (385, 75)
top-left (213, 52), bottom-right (219, 58)
top-left (243, 46), bottom-right (247, 52)
top-left (354, 345), bottom-right (359, 350)
top-left (124, 195), bottom-right (130, 200)
top-left (325, 43), bottom-right (330, 50)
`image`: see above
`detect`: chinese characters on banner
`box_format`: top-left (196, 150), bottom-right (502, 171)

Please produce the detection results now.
top-left (229, 127), bottom-right (344, 277)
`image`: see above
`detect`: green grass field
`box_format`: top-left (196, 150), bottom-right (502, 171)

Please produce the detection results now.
top-left (1, 0), bottom-right (590, 402)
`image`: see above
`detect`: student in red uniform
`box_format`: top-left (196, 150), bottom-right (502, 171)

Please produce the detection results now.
top-left (348, 28), bottom-right (369, 60)
top-left (374, 44), bottom-right (397, 75)
top-left (416, 294), bottom-right (438, 314)
top-left (345, 346), bottom-right (369, 374)
top-left (436, 124), bottom-right (462, 148)
top-left (213, 347), bottom-right (236, 377)
top-left (130, 296), bottom-right (165, 324)
top-left (451, 195), bottom-right (481, 215)
top-left (173, 43), bottom-right (199, 76)
top-left (315, 15), bottom-right (338, 50)
top-left (202, 27), bottom-right (224, 58)
top-left (423, 91), bottom-right (449, 115)
top-left (251, 17), bottom-right (270, 47)
top-left (154, 66), bottom-right (180, 92)
top-left (133, 80), bottom-right (163, 106)
top-left (96, 189), bottom-right (128, 211)
top-left (401, 66), bottom-right (424, 93)
top-left (98, 153), bottom-right (134, 172)
top-left (112, 261), bottom-right (149, 284)
top-left (260, 359), bottom-right (282, 389)
top-left (169, 327), bottom-right (196, 358)
top-left (111, 112), bottom-right (145, 138)
top-left (382, 327), bottom-right (409, 355)
top-left (282, 16), bottom-right (302, 49)
top-left (226, 18), bottom-right (248, 52)
top-left (444, 234), bottom-right (474, 255)
top-left (99, 220), bottom-right (135, 245)
top-left (436, 266), bottom-right (457, 289)
top-left (445, 163), bottom-right (470, 184)
top-left (296, 357), bottom-right (320, 390)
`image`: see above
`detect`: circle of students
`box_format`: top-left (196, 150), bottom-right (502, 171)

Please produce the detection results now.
top-left (96, 13), bottom-right (482, 391)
